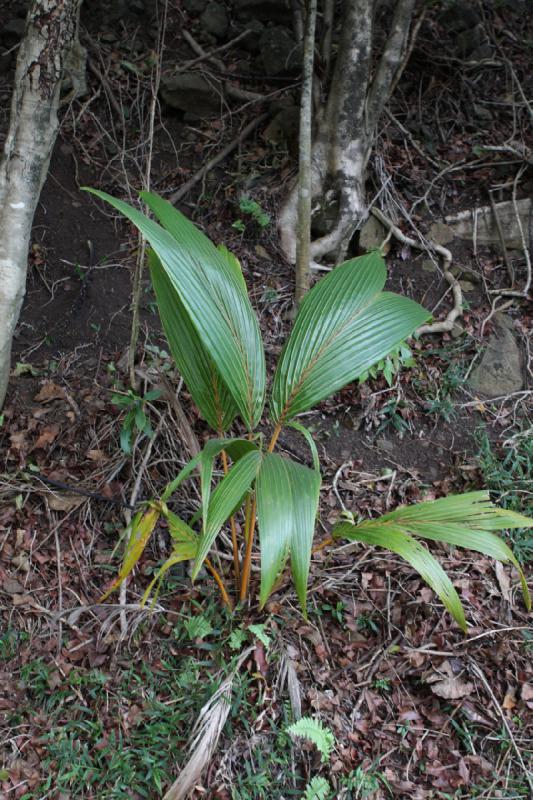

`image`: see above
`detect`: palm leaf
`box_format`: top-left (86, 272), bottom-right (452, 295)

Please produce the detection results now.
top-left (270, 251), bottom-right (429, 423)
top-left (256, 453), bottom-right (321, 612)
top-left (142, 512), bottom-right (198, 605)
top-left (334, 520), bottom-right (467, 631)
top-left (333, 491), bottom-right (532, 629)
top-left (160, 437), bottom-right (256, 503)
top-left (287, 421), bottom-right (320, 473)
top-left (99, 506), bottom-right (160, 601)
top-left (85, 189), bottom-right (266, 429)
top-left (372, 491), bottom-right (531, 609)
top-left (192, 449), bottom-right (263, 580)
top-left (149, 251), bottom-right (237, 431)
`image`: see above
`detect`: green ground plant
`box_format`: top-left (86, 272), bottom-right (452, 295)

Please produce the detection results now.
top-left (111, 387), bottom-right (161, 455)
top-left (475, 425), bottom-right (533, 563)
top-left (86, 188), bottom-right (532, 631)
top-left (232, 195), bottom-right (271, 233)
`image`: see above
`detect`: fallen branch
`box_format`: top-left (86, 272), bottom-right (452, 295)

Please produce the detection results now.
top-left (371, 207), bottom-right (463, 335)
top-left (87, 57), bottom-right (124, 129)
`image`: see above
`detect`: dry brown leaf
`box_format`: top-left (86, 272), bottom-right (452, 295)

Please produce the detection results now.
top-left (426, 660), bottom-right (474, 699)
top-left (34, 424), bottom-right (60, 449)
top-left (502, 685), bottom-right (517, 710)
top-left (521, 683), bottom-right (533, 702)
top-left (47, 492), bottom-right (84, 512)
top-left (494, 561), bottom-right (512, 605)
top-left (34, 382), bottom-right (65, 403)
top-left (9, 431), bottom-right (27, 450)
top-left (87, 449), bottom-right (106, 462)
top-left (11, 553), bottom-right (30, 572)
top-left (2, 577), bottom-right (25, 594)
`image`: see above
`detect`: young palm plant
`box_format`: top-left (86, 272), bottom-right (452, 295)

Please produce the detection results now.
top-left (87, 189), bottom-right (532, 630)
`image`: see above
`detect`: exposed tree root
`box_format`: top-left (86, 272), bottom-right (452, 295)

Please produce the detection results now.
top-left (371, 208), bottom-right (463, 336)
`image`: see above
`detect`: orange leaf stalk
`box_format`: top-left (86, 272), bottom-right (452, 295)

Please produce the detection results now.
top-left (205, 558), bottom-right (233, 610)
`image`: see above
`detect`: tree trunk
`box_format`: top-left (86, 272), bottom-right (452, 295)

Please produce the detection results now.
top-left (0, 0), bottom-right (82, 408)
top-left (294, 0), bottom-right (317, 305)
top-left (279, 0), bottom-right (415, 269)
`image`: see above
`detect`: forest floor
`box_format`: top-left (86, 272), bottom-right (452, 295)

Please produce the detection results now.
top-left (0, 1), bottom-right (532, 798)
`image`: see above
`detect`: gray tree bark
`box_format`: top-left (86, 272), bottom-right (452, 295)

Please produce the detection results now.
top-left (279, 0), bottom-right (416, 270)
top-left (294, 0), bottom-right (317, 305)
top-left (0, 0), bottom-right (82, 408)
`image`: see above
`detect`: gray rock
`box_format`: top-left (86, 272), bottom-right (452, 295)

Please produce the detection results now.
top-left (232, 0), bottom-right (291, 22)
top-left (459, 280), bottom-right (476, 293)
top-left (422, 259), bottom-right (438, 274)
top-left (376, 438), bottom-right (394, 453)
top-left (160, 72), bottom-right (222, 118)
top-left (200, 2), bottom-right (229, 38)
top-left (445, 199), bottom-right (531, 250)
top-left (457, 23), bottom-right (486, 58)
top-left (184, 0), bottom-right (208, 12)
top-left (359, 215), bottom-right (387, 252)
top-left (240, 19), bottom-right (265, 52)
top-left (259, 26), bottom-right (301, 75)
top-left (263, 105), bottom-right (299, 148)
top-left (469, 314), bottom-right (523, 398)
top-left (429, 221), bottom-right (455, 246)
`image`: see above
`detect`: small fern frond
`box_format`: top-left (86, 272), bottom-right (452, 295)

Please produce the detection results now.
top-left (287, 717), bottom-right (335, 763)
top-left (303, 775), bottom-right (331, 799)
